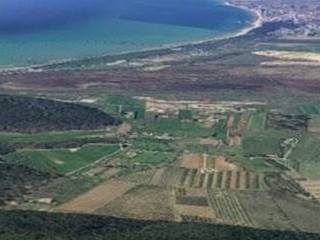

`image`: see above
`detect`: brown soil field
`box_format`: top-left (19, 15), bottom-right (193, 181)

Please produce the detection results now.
top-left (57, 179), bottom-right (133, 213)
top-left (199, 138), bottom-right (220, 146)
top-left (95, 185), bottom-right (174, 221)
top-left (214, 156), bottom-right (240, 171)
top-left (178, 154), bottom-right (240, 172)
top-left (178, 154), bottom-right (204, 169)
top-left (228, 135), bottom-right (242, 146)
top-left (175, 205), bottom-right (215, 219)
top-left (119, 169), bottom-right (156, 185)
top-left (117, 123), bottom-right (132, 135)
top-left (150, 168), bottom-right (167, 186)
top-left (299, 180), bottom-right (320, 201)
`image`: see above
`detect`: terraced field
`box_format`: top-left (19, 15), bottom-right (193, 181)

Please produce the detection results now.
top-left (150, 167), bottom-right (265, 191)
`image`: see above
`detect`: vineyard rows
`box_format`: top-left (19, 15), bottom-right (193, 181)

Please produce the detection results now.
top-left (207, 189), bottom-right (254, 226)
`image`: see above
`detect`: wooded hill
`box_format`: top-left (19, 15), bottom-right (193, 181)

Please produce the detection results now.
top-left (0, 95), bottom-right (119, 133)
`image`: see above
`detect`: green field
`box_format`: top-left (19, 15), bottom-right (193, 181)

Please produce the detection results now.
top-left (240, 157), bottom-right (281, 173)
top-left (213, 118), bottom-right (228, 141)
top-left (101, 95), bottom-right (145, 119)
top-left (242, 130), bottom-right (294, 157)
top-left (130, 138), bottom-right (174, 152)
top-left (232, 113), bottom-right (242, 129)
top-left (290, 134), bottom-right (320, 179)
top-left (128, 151), bottom-right (176, 166)
top-left (297, 104), bottom-right (320, 115)
top-left (121, 138), bottom-right (176, 166)
top-left (4, 144), bottom-right (120, 174)
top-left (248, 112), bottom-right (266, 130)
top-left (0, 129), bottom-right (114, 144)
top-left (145, 117), bottom-right (212, 138)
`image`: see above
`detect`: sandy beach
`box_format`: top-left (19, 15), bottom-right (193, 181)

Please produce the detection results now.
top-left (224, 1), bottom-right (264, 37)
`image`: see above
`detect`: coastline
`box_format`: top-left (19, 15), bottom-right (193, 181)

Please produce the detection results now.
top-left (224, 2), bottom-right (264, 38)
top-left (0, 1), bottom-right (264, 72)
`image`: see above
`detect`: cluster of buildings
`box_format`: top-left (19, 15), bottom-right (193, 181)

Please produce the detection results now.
top-left (231, 0), bottom-right (320, 38)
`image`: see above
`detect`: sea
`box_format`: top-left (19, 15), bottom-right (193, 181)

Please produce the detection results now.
top-left (0, 0), bottom-right (254, 68)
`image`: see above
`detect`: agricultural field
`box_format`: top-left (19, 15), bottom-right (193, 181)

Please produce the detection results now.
top-left (57, 178), bottom-right (133, 213)
top-left (212, 118), bottom-right (228, 142)
top-left (266, 113), bottom-right (309, 131)
top-left (297, 104), bottom-right (320, 115)
top-left (242, 129), bottom-right (293, 157)
top-left (308, 115), bottom-right (320, 133)
top-left (101, 95), bottom-right (145, 119)
top-left (3, 144), bottom-right (120, 174)
top-left (248, 111), bottom-right (266, 130)
top-left (144, 117), bottom-right (213, 138)
top-left (119, 138), bottom-right (177, 167)
top-left (0, 129), bottom-right (116, 144)
top-left (290, 135), bottom-right (320, 179)
top-left (96, 185), bottom-right (174, 220)
top-left (207, 189), bottom-right (254, 227)
top-left (1, 94), bottom-right (320, 237)
top-left (149, 167), bottom-right (265, 191)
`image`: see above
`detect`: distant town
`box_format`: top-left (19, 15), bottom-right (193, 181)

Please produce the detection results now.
top-left (230, 0), bottom-right (320, 38)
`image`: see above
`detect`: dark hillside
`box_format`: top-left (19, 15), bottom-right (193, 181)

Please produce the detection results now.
top-left (0, 210), bottom-right (319, 240)
top-left (0, 95), bottom-right (119, 133)
top-left (0, 163), bottom-right (58, 206)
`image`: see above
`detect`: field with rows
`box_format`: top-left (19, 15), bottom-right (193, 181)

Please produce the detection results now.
top-left (207, 189), bottom-right (254, 226)
top-left (149, 167), bottom-right (265, 191)
top-left (96, 185), bottom-right (174, 220)
top-left (297, 104), bottom-right (320, 115)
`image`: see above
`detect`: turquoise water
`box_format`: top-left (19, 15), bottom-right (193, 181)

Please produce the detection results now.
top-left (0, 0), bottom-right (254, 68)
